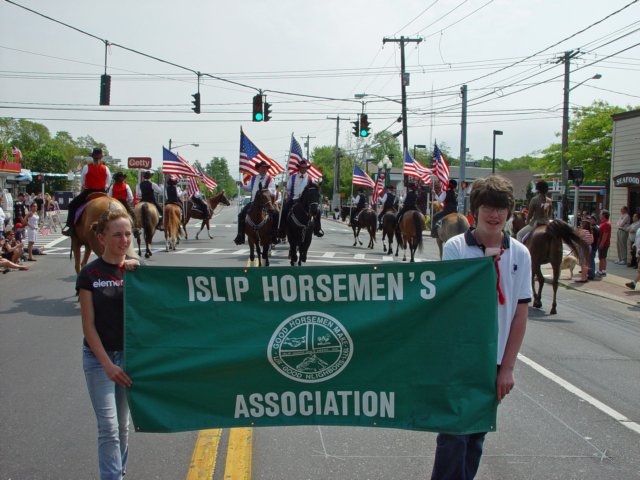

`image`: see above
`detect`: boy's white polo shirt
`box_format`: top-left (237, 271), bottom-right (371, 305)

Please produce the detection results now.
top-left (443, 230), bottom-right (532, 364)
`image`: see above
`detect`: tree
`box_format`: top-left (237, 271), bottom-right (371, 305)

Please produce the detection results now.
top-left (205, 157), bottom-right (237, 197)
top-left (538, 101), bottom-right (631, 181)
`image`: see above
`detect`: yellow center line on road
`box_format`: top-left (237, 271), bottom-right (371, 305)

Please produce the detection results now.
top-left (224, 427), bottom-right (253, 480)
top-left (185, 429), bottom-right (222, 480)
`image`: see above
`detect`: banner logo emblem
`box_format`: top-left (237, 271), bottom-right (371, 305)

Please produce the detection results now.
top-left (268, 312), bottom-right (353, 383)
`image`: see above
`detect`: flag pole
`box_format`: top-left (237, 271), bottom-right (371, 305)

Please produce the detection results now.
top-left (277, 133), bottom-right (294, 233)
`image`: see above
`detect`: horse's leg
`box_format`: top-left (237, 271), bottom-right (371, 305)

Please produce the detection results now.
top-left (81, 244), bottom-right (91, 269)
top-left (532, 266), bottom-right (544, 309)
top-left (182, 214), bottom-right (189, 240)
top-left (550, 260), bottom-right (560, 315)
top-left (72, 238), bottom-right (82, 274)
top-left (207, 218), bottom-right (213, 240)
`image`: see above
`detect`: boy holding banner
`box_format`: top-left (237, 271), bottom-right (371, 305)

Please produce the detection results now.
top-left (432, 175), bottom-right (532, 480)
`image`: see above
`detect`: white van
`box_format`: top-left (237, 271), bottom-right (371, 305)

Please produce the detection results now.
top-left (1, 189), bottom-right (13, 225)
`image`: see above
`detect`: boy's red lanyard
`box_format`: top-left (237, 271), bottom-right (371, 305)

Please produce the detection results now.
top-left (494, 253), bottom-right (505, 305)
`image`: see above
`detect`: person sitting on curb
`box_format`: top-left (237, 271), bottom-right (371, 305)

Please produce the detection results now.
top-left (63, 148), bottom-right (111, 236)
top-left (625, 228), bottom-right (640, 290)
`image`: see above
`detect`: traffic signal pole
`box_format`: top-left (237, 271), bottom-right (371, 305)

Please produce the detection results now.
top-left (382, 36), bottom-right (422, 185)
top-left (327, 116), bottom-right (342, 211)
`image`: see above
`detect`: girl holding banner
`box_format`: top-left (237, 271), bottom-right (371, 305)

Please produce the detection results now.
top-left (77, 209), bottom-right (139, 480)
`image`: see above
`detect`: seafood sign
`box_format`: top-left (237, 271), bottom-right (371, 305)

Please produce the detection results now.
top-left (125, 259), bottom-right (499, 434)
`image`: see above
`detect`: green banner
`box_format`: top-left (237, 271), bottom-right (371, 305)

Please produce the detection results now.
top-left (125, 259), bottom-right (498, 434)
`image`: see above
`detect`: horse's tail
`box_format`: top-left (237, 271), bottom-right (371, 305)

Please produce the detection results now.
top-left (547, 219), bottom-right (590, 262)
top-left (413, 211), bottom-right (423, 252)
top-left (141, 203), bottom-right (152, 240)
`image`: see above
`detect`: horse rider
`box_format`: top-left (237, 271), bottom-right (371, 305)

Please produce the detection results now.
top-left (350, 187), bottom-right (368, 226)
top-left (378, 184), bottom-right (397, 230)
top-left (63, 147), bottom-right (111, 236)
top-left (136, 171), bottom-right (164, 230)
top-left (164, 175), bottom-right (185, 222)
top-left (191, 190), bottom-right (210, 217)
top-left (108, 172), bottom-right (136, 220)
top-left (430, 178), bottom-right (458, 238)
top-left (278, 160), bottom-right (324, 239)
top-left (516, 179), bottom-right (553, 242)
top-left (234, 160), bottom-right (276, 245)
top-left (417, 184), bottom-right (429, 216)
top-left (396, 183), bottom-right (418, 226)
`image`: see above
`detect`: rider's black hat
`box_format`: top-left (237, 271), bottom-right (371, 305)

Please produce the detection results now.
top-left (255, 160), bottom-right (269, 169)
top-left (91, 147), bottom-right (103, 158)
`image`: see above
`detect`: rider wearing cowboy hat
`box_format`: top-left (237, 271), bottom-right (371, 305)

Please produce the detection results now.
top-left (108, 172), bottom-right (136, 219)
top-left (396, 183), bottom-right (418, 225)
top-left (431, 178), bottom-right (458, 238)
top-left (278, 160), bottom-right (324, 239)
top-left (350, 187), bottom-right (368, 226)
top-left (63, 147), bottom-right (111, 236)
top-left (136, 171), bottom-right (164, 230)
top-left (377, 184), bottom-right (397, 230)
top-left (234, 160), bottom-right (276, 245)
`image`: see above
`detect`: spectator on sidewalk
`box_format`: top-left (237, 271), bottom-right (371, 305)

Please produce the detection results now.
top-left (588, 214), bottom-right (599, 281)
top-left (615, 206), bottom-right (631, 265)
top-left (625, 231), bottom-right (640, 291)
top-left (34, 192), bottom-right (44, 225)
top-left (0, 195), bottom-right (5, 240)
top-left (626, 213), bottom-right (640, 268)
top-left (0, 255), bottom-right (29, 271)
top-left (14, 192), bottom-right (26, 227)
top-left (597, 210), bottom-right (611, 277)
top-left (2, 230), bottom-right (23, 264)
top-left (25, 203), bottom-right (39, 261)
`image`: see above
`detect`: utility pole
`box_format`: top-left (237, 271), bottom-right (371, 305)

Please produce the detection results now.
top-left (557, 50), bottom-right (579, 221)
top-left (458, 85), bottom-right (467, 214)
top-left (327, 116), bottom-right (342, 211)
top-left (301, 135), bottom-right (316, 160)
top-left (382, 35), bottom-right (423, 184)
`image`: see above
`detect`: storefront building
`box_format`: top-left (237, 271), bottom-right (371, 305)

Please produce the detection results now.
top-left (610, 109), bottom-right (640, 261)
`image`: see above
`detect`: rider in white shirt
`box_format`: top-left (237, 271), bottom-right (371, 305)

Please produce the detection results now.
top-left (278, 161), bottom-right (323, 238)
top-left (234, 161), bottom-right (276, 245)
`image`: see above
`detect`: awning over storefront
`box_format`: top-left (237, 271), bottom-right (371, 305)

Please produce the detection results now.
top-left (0, 160), bottom-right (21, 174)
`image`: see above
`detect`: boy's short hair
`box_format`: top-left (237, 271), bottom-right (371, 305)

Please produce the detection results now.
top-left (600, 209), bottom-right (610, 220)
top-left (469, 175), bottom-right (515, 219)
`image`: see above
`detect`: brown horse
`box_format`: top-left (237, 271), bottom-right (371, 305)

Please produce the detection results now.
top-left (509, 211), bottom-right (527, 238)
top-left (245, 188), bottom-right (275, 267)
top-left (350, 208), bottom-right (377, 249)
top-left (183, 191), bottom-right (231, 240)
top-left (163, 203), bottom-right (182, 252)
top-left (70, 194), bottom-right (135, 273)
top-left (436, 213), bottom-right (470, 259)
top-left (134, 202), bottom-right (159, 258)
top-left (380, 210), bottom-right (397, 255)
top-left (396, 210), bottom-right (424, 262)
top-left (515, 219), bottom-right (590, 315)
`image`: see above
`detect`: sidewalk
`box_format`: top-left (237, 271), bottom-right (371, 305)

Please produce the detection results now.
top-left (541, 260), bottom-right (640, 307)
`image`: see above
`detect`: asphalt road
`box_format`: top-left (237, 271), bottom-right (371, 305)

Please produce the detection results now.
top-left (1, 205), bottom-right (639, 479)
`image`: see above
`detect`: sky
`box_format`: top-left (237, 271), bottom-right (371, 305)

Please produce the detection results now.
top-left (1, 0), bottom-right (639, 174)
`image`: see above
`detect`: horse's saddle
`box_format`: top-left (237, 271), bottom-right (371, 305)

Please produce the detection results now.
top-left (74, 192), bottom-right (109, 224)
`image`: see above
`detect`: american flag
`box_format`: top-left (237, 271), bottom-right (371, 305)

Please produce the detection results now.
top-left (11, 146), bottom-right (22, 163)
top-left (372, 173), bottom-right (385, 204)
top-left (197, 167), bottom-right (217, 191)
top-left (433, 143), bottom-right (450, 190)
top-left (288, 135), bottom-right (323, 182)
top-left (186, 175), bottom-right (200, 197)
top-left (403, 148), bottom-right (432, 185)
top-left (163, 147), bottom-right (198, 176)
top-left (240, 130), bottom-right (284, 179)
top-left (352, 165), bottom-right (375, 188)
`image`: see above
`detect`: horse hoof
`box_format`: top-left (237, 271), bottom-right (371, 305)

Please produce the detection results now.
top-left (145, 252), bottom-right (151, 259)
top-left (533, 301), bottom-right (542, 309)
top-left (550, 308), bottom-right (557, 315)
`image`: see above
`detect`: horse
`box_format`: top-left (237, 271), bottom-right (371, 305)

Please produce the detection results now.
top-left (350, 208), bottom-right (377, 249)
top-left (183, 191), bottom-right (231, 240)
top-left (380, 210), bottom-right (397, 255)
top-left (245, 187), bottom-right (276, 267)
top-left (134, 201), bottom-right (159, 258)
top-left (396, 210), bottom-right (424, 262)
top-left (163, 203), bottom-right (182, 252)
top-left (286, 183), bottom-right (321, 266)
top-left (70, 194), bottom-right (135, 274)
top-left (509, 211), bottom-right (527, 238)
top-left (436, 213), bottom-right (470, 259)
top-left (514, 219), bottom-right (590, 315)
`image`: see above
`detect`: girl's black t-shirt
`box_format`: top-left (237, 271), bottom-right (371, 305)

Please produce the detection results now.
top-left (76, 257), bottom-right (125, 351)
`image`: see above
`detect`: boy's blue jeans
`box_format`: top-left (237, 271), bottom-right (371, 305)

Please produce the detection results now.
top-left (431, 432), bottom-right (487, 480)
top-left (83, 346), bottom-right (129, 480)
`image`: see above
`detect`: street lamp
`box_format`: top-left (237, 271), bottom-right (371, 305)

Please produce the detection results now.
top-left (560, 73), bottom-right (601, 220)
top-left (492, 130), bottom-right (503, 174)
top-left (413, 144), bottom-right (426, 159)
top-left (168, 139), bottom-right (199, 150)
top-left (378, 155), bottom-right (392, 188)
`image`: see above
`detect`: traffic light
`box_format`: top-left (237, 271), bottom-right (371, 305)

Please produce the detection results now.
top-left (99, 74), bottom-right (111, 106)
top-left (359, 114), bottom-right (370, 137)
top-left (263, 101), bottom-right (272, 122)
top-left (568, 167), bottom-right (584, 186)
top-left (352, 118), bottom-right (360, 137)
top-left (191, 92), bottom-right (201, 114)
top-left (252, 94), bottom-right (263, 121)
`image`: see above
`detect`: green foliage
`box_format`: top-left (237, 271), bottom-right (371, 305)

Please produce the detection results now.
top-left (204, 157), bottom-right (238, 197)
top-left (310, 146), bottom-right (357, 202)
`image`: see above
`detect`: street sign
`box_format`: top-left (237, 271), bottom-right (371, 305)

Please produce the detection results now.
top-left (128, 157), bottom-right (152, 169)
